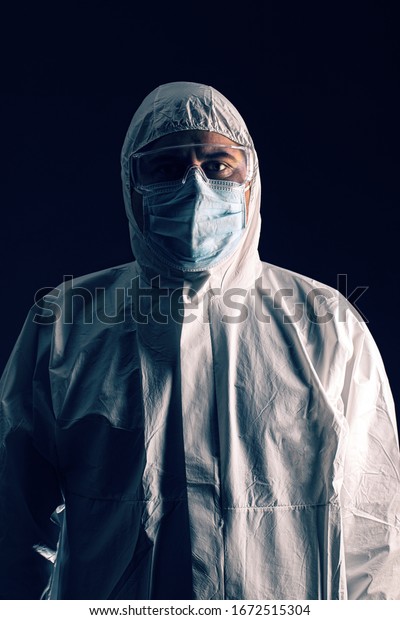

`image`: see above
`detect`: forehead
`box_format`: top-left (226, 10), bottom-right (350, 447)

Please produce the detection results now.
top-left (142, 130), bottom-right (239, 151)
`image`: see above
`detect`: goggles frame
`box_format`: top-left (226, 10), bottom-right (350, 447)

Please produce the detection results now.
top-left (130, 143), bottom-right (254, 190)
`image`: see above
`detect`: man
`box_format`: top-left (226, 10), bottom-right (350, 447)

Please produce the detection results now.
top-left (0, 81), bottom-right (399, 600)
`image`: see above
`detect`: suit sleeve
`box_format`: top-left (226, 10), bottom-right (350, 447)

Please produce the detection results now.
top-left (340, 311), bottom-right (400, 599)
top-left (0, 308), bottom-right (63, 599)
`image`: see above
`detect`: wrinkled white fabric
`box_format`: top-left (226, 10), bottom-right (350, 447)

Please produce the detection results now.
top-left (0, 82), bottom-right (399, 600)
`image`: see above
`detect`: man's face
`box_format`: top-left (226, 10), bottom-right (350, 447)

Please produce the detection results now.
top-left (131, 130), bottom-right (252, 231)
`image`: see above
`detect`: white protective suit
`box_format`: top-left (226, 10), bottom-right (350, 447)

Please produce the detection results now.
top-left (0, 81), bottom-right (399, 600)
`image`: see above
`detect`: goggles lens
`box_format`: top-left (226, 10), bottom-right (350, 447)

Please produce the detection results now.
top-left (131, 143), bottom-right (253, 188)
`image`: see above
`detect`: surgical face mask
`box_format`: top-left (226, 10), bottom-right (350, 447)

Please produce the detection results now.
top-left (137, 168), bottom-right (248, 271)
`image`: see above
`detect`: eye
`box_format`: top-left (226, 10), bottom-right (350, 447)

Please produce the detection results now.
top-left (202, 160), bottom-right (232, 179)
top-left (144, 157), bottom-right (185, 182)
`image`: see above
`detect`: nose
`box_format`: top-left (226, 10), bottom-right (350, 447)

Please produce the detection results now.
top-left (181, 164), bottom-right (209, 185)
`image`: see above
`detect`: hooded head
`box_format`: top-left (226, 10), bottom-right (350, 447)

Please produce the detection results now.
top-left (121, 81), bottom-right (262, 287)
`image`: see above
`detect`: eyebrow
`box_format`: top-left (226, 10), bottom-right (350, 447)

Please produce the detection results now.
top-left (200, 149), bottom-right (238, 160)
top-left (142, 146), bottom-right (245, 166)
top-left (148, 148), bottom-right (241, 162)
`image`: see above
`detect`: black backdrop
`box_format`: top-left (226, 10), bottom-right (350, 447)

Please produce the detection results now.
top-left (1, 3), bottom-right (399, 428)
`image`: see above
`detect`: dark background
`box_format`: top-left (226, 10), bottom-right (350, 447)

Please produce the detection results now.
top-left (0, 3), bottom-right (399, 429)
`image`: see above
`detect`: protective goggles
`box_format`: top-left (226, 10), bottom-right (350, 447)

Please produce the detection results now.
top-left (130, 143), bottom-right (254, 190)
